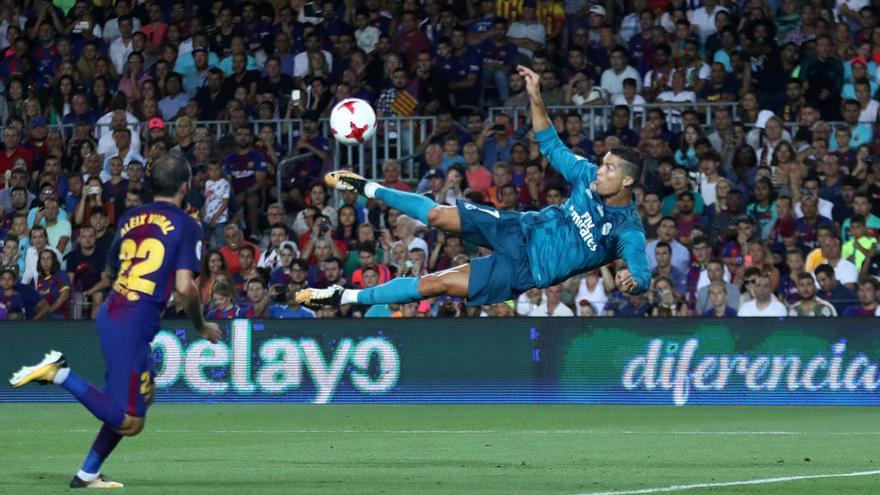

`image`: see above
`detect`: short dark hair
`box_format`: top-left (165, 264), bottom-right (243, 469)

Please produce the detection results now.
top-left (815, 264), bottom-right (835, 279)
top-left (239, 244), bottom-right (256, 257)
top-left (796, 271), bottom-right (814, 283)
top-left (610, 145), bottom-right (643, 183)
top-left (150, 154), bottom-right (192, 197)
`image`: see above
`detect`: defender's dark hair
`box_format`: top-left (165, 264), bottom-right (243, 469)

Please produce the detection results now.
top-left (609, 145), bottom-right (643, 183)
top-left (150, 154), bottom-right (192, 197)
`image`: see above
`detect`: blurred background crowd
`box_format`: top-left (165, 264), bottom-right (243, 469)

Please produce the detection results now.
top-left (0, 0), bottom-right (878, 319)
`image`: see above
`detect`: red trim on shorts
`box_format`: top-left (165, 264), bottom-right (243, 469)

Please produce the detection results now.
top-left (127, 372), bottom-right (138, 416)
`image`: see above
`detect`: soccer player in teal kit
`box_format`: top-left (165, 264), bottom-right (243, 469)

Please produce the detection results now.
top-left (296, 64), bottom-right (650, 309)
top-left (9, 154), bottom-right (222, 488)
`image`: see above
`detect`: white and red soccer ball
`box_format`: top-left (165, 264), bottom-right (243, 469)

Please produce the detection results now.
top-left (329, 98), bottom-right (377, 145)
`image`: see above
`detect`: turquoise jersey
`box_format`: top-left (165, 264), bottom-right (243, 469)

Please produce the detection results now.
top-left (520, 128), bottom-right (651, 293)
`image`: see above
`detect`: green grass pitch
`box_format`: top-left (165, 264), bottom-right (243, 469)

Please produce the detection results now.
top-left (0, 404), bottom-right (878, 494)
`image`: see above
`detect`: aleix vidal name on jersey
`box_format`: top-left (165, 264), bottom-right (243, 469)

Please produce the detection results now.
top-left (568, 205), bottom-right (598, 251)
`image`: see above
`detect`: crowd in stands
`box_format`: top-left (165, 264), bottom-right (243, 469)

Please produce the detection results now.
top-left (0, 0), bottom-right (878, 319)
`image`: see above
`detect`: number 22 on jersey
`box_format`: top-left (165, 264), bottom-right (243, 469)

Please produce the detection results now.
top-left (116, 238), bottom-right (166, 296)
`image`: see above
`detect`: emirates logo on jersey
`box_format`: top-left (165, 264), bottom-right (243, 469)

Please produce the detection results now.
top-left (569, 205), bottom-right (598, 251)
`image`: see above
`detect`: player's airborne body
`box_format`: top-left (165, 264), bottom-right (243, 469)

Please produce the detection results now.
top-left (296, 65), bottom-right (651, 309)
top-left (9, 155), bottom-right (221, 489)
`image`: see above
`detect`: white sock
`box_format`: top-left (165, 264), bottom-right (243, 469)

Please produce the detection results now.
top-left (340, 290), bottom-right (360, 305)
top-left (53, 367), bottom-right (70, 385)
top-left (364, 182), bottom-right (380, 199)
top-left (77, 470), bottom-right (99, 482)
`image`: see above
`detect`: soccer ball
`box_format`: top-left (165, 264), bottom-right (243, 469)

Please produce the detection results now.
top-left (329, 98), bottom-right (377, 145)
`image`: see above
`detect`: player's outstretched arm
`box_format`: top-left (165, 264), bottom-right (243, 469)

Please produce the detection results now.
top-left (175, 269), bottom-right (222, 343)
top-left (517, 65), bottom-right (596, 185)
top-left (615, 230), bottom-right (652, 295)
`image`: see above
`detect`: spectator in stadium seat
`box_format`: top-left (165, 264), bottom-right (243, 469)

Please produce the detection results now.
top-left (661, 166), bottom-right (705, 216)
top-left (696, 257), bottom-right (740, 313)
top-left (606, 292), bottom-right (652, 317)
top-left (842, 278), bottom-right (879, 317)
top-left (0, 127), bottom-right (34, 178)
top-left (238, 277), bottom-right (271, 319)
top-left (481, 114), bottom-right (514, 170)
top-left (841, 193), bottom-right (880, 243)
top-left (650, 275), bottom-right (689, 317)
top-left (528, 285), bottom-right (574, 317)
top-left (652, 241), bottom-right (688, 296)
top-left (269, 281), bottom-right (316, 318)
top-left (519, 162), bottom-right (547, 209)
top-left (842, 215), bottom-right (878, 271)
top-left (601, 105), bottom-right (639, 148)
top-left (673, 192), bottom-right (703, 242)
top-left (788, 271), bottom-right (838, 317)
top-left (645, 216), bottom-right (688, 273)
top-left (703, 281), bottom-right (737, 317)
top-left (559, 112), bottom-right (594, 158)
top-left (814, 263), bottom-right (857, 315)
top-left (483, 162), bottom-right (514, 209)
top-left (737, 274), bottom-right (787, 317)
top-left (379, 160), bottom-right (412, 192)
top-left (601, 45), bottom-right (641, 99)
top-left (812, 236), bottom-right (859, 289)
top-left (795, 195), bottom-right (834, 252)
top-left (232, 245), bottom-right (260, 295)
top-left (206, 282), bottom-right (240, 320)
top-left (219, 224), bottom-right (261, 277)
top-left (34, 249), bottom-right (69, 320)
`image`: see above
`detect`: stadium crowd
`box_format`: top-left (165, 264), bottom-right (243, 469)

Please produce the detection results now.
top-left (0, 0), bottom-right (878, 319)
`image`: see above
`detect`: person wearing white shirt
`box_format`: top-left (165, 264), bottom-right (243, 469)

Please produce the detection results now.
top-left (855, 79), bottom-right (879, 123)
top-left (102, 0), bottom-right (141, 43)
top-left (600, 46), bottom-right (642, 99)
top-left (737, 275), bottom-right (788, 317)
top-left (0, 14), bottom-right (26, 51)
top-left (821, 237), bottom-right (860, 287)
top-left (292, 33), bottom-right (333, 79)
top-left (688, 0), bottom-right (727, 43)
top-left (506, 3), bottom-right (546, 59)
top-left (794, 179), bottom-right (835, 219)
top-left (108, 15), bottom-right (135, 75)
top-left (353, 9), bottom-right (381, 54)
top-left (528, 285), bottom-right (575, 316)
top-left (646, 218), bottom-right (691, 273)
top-left (611, 80), bottom-right (646, 118)
top-left (657, 71), bottom-right (696, 128)
top-left (22, 226), bottom-right (63, 285)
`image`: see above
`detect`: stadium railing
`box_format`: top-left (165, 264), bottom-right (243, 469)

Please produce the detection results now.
top-left (488, 102), bottom-right (742, 137)
top-left (29, 115), bottom-right (437, 182)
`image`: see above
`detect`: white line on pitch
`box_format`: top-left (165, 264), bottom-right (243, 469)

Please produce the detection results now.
top-left (576, 469), bottom-right (880, 495)
top-left (3, 429), bottom-right (880, 436)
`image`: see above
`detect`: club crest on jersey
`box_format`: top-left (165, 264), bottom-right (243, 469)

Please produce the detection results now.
top-left (247, 161), bottom-right (255, 169)
top-left (602, 222), bottom-right (612, 236)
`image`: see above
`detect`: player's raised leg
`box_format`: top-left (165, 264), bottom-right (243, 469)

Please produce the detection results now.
top-left (10, 350), bottom-right (128, 488)
top-left (10, 351), bottom-right (125, 429)
top-left (296, 263), bottom-right (470, 307)
top-left (326, 171), bottom-right (461, 231)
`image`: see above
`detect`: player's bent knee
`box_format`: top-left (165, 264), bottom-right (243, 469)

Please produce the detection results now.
top-left (118, 416), bottom-right (146, 437)
top-left (427, 206), bottom-right (460, 231)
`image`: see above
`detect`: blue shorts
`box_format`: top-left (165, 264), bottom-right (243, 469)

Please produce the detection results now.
top-left (457, 201), bottom-right (536, 306)
top-left (96, 303), bottom-right (156, 418)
